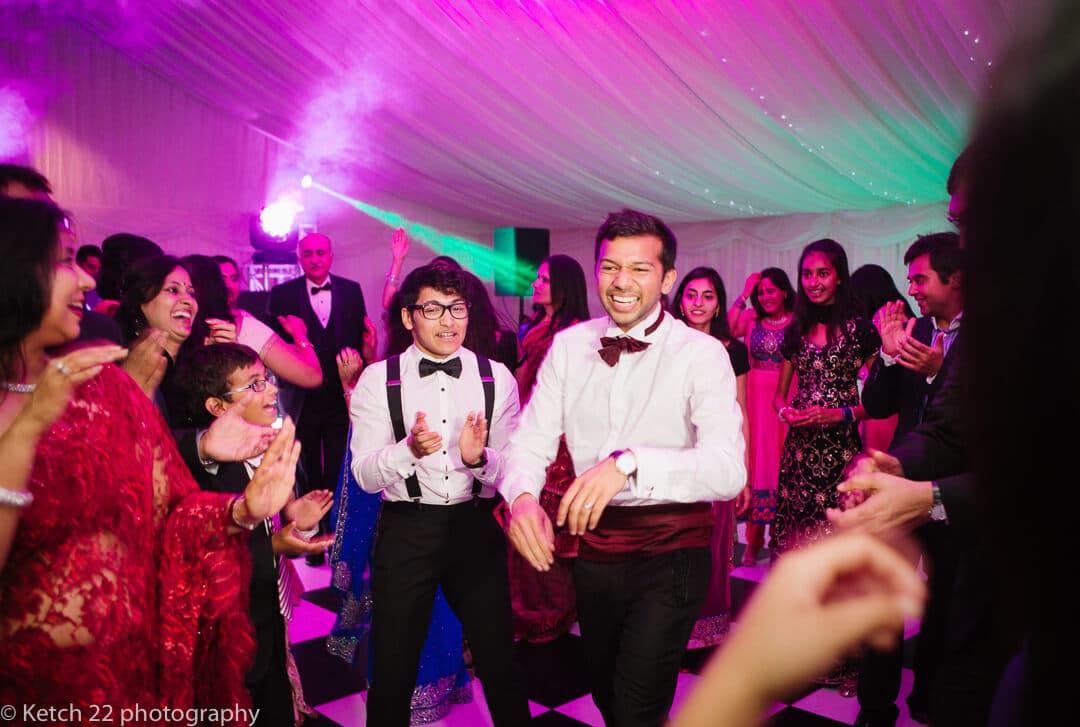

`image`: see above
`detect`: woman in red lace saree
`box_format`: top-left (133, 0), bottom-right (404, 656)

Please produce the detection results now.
top-left (506, 254), bottom-right (590, 642)
top-left (0, 198), bottom-right (299, 724)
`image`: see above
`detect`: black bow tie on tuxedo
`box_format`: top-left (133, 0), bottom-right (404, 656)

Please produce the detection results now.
top-left (419, 357), bottom-right (462, 378)
top-left (310, 282), bottom-right (331, 294)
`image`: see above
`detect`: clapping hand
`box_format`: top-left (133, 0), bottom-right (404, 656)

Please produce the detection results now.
top-left (407, 412), bottom-right (442, 458)
top-left (240, 416), bottom-right (301, 524)
top-left (24, 345), bottom-right (127, 432)
top-left (458, 410), bottom-right (487, 466)
top-left (284, 490), bottom-right (334, 531)
top-left (120, 329), bottom-right (168, 398)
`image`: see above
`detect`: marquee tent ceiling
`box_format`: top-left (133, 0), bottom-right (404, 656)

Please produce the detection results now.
top-left (6, 0), bottom-right (1021, 229)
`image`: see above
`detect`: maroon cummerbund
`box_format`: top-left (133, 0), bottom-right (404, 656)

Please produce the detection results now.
top-left (578, 502), bottom-right (714, 563)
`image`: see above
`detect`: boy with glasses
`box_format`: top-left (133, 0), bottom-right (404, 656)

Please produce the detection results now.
top-left (175, 342), bottom-right (334, 726)
top-left (347, 263), bottom-right (529, 727)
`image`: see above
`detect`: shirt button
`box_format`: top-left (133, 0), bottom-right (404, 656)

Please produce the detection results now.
top-left (441, 387), bottom-right (445, 392)
top-left (444, 475), bottom-right (449, 480)
top-left (442, 450), bottom-right (447, 455)
top-left (442, 419), bottom-right (447, 423)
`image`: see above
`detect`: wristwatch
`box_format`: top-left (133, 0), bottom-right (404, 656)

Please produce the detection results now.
top-left (464, 449), bottom-right (488, 469)
top-left (929, 483), bottom-right (948, 522)
top-left (611, 449), bottom-right (637, 478)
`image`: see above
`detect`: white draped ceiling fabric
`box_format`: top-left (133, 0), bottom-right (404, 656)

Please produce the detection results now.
top-left (2, 0), bottom-right (1021, 315)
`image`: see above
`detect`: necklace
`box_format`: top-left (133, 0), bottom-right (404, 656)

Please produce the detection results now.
top-left (763, 314), bottom-right (791, 326)
top-left (0, 382), bottom-right (35, 393)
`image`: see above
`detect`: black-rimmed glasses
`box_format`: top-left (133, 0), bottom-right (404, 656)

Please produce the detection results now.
top-left (406, 301), bottom-right (471, 320)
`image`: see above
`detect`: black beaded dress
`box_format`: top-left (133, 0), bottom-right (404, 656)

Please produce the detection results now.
top-left (773, 317), bottom-right (880, 555)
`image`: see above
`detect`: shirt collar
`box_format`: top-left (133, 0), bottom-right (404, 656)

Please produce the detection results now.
top-left (306, 275), bottom-right (330, 289)
top-left (934, 310), bottom-right (963, 333)
top-left (604, 303), bottom-right (665, 340)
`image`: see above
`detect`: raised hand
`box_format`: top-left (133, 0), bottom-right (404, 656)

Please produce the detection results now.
top-left (875, 301), bottom-right (911, 358)
top-left (204, 318), bottom-right (237, 345)
top-left (361, 316), bottom-right (378, 365)
top-left (284, 490), bottom-right (334, 531)
top-left (741, 271), bottom-right (762, 300)
top-left (458, 410), bottom-right (487, 465)
top-left (507, 493), bottom-right (555, 571)
top-left (240, 416), bottom-right (302, 523)
top-left (407, 412), bottom-right (442, 459)
top-left (391, 227), bottom-right (409, 261)
top-left (119, 328), bottom-right (168, 398)
top-left (200, 390), bottom-right (277, 462)
top-left (336, 347), bottom-right (363, 390)
top-left (24, 346), bottom-right (128, 432)
top-left (277, 314), bottom-right (308, 343)
top-left (897, 333), bottom-right (945, 377)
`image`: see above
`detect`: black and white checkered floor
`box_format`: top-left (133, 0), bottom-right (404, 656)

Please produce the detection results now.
top-left (289, 527), bottom-right (926, 726)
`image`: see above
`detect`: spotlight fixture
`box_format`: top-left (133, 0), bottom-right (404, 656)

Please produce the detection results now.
top-left (300, 174), bottom-right (313, 189)
top-left (249, 195), bottom-right (303, 263)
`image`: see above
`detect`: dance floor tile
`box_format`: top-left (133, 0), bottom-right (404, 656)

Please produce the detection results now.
top-left (514, 634), bottom-right (592, 708)
top-left (288, 599), bottom-right (339, 644)
top-left (765, 706), bottom-right (851, 725)
top-left (791, 681), bottom-right (863, 724)
top-left (529, 711), bottom-right (595, 726)
top-left (301, 585), bottom-right (344, 614)
top-left (292, 636), bottom-right (368, 707)
top-left (313, 692), bottom-right (364, 726)
top-left (293, 558), bottom-right (333, 592)
top-left (551, 693), bottom-right (605, 727)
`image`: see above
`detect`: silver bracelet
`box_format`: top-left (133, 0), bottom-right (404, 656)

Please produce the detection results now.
top-left (0, 488), bottom-right (34, 508)
top-left (385, 273), bottom-right (400, 284)
top-left (229, 496), bottom-right (258, 530)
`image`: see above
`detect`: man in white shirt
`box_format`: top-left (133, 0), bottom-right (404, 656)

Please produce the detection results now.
top-left (348, 263), bottom-right (530, 727)
top-left (502, 208), bottom-right (746, 727)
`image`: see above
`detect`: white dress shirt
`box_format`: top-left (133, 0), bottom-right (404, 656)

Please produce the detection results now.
top-left (349, 345), bottom-right (520, 504)
top-left (501, 305), bottom-right (746, 508)
top-left (306, 276), bottom-right (332, 329)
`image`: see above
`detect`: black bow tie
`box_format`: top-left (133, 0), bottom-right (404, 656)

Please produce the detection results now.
top-left (419, 357), bottom-right (462, 378)
top-left (310, 283), bottom-right (331, 295)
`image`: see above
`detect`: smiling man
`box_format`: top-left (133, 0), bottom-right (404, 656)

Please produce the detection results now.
top-left (502, 208), bottom-right (746, 727)
top-left (346, 263), bottom-right (529, 727)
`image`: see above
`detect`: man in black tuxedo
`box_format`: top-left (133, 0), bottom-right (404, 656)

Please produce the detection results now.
top-left (269, 232), bottom-right (372, 563)
top-left (854, 232), bottom-right (965, 727)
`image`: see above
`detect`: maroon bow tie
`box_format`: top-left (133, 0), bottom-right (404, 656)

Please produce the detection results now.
top-left (598, 336), bottom-right (650, 366)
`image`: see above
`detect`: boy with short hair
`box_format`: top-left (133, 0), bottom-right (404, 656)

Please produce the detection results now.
top-left (176, 342), bottom-right (332, 726)
top-left (348, 263), bottom-right (530, 727)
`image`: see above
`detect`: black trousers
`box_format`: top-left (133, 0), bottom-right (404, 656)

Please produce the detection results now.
top-left (574, 547), bottom-right (710, 727)
top-left (296, 390), bottom-right (348, 533)
top-left (367, 498), bottom-right (530, 727)
top-left (858, 523), bottom-right (958, 721)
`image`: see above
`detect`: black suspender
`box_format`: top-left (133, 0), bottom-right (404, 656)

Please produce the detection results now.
top-left (385, 354), bottom-right (494, 502)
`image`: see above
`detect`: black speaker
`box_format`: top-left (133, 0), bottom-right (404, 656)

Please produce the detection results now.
top-left (493, 227), bottom-right (549, 296)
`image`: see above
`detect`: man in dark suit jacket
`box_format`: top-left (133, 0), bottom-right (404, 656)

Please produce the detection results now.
top-left (854, 233), bottom-right (965, 727)
top-left (832, 182), bottom-right (1013, 726)
top-left (269, 232), bottom-right (372, 561)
